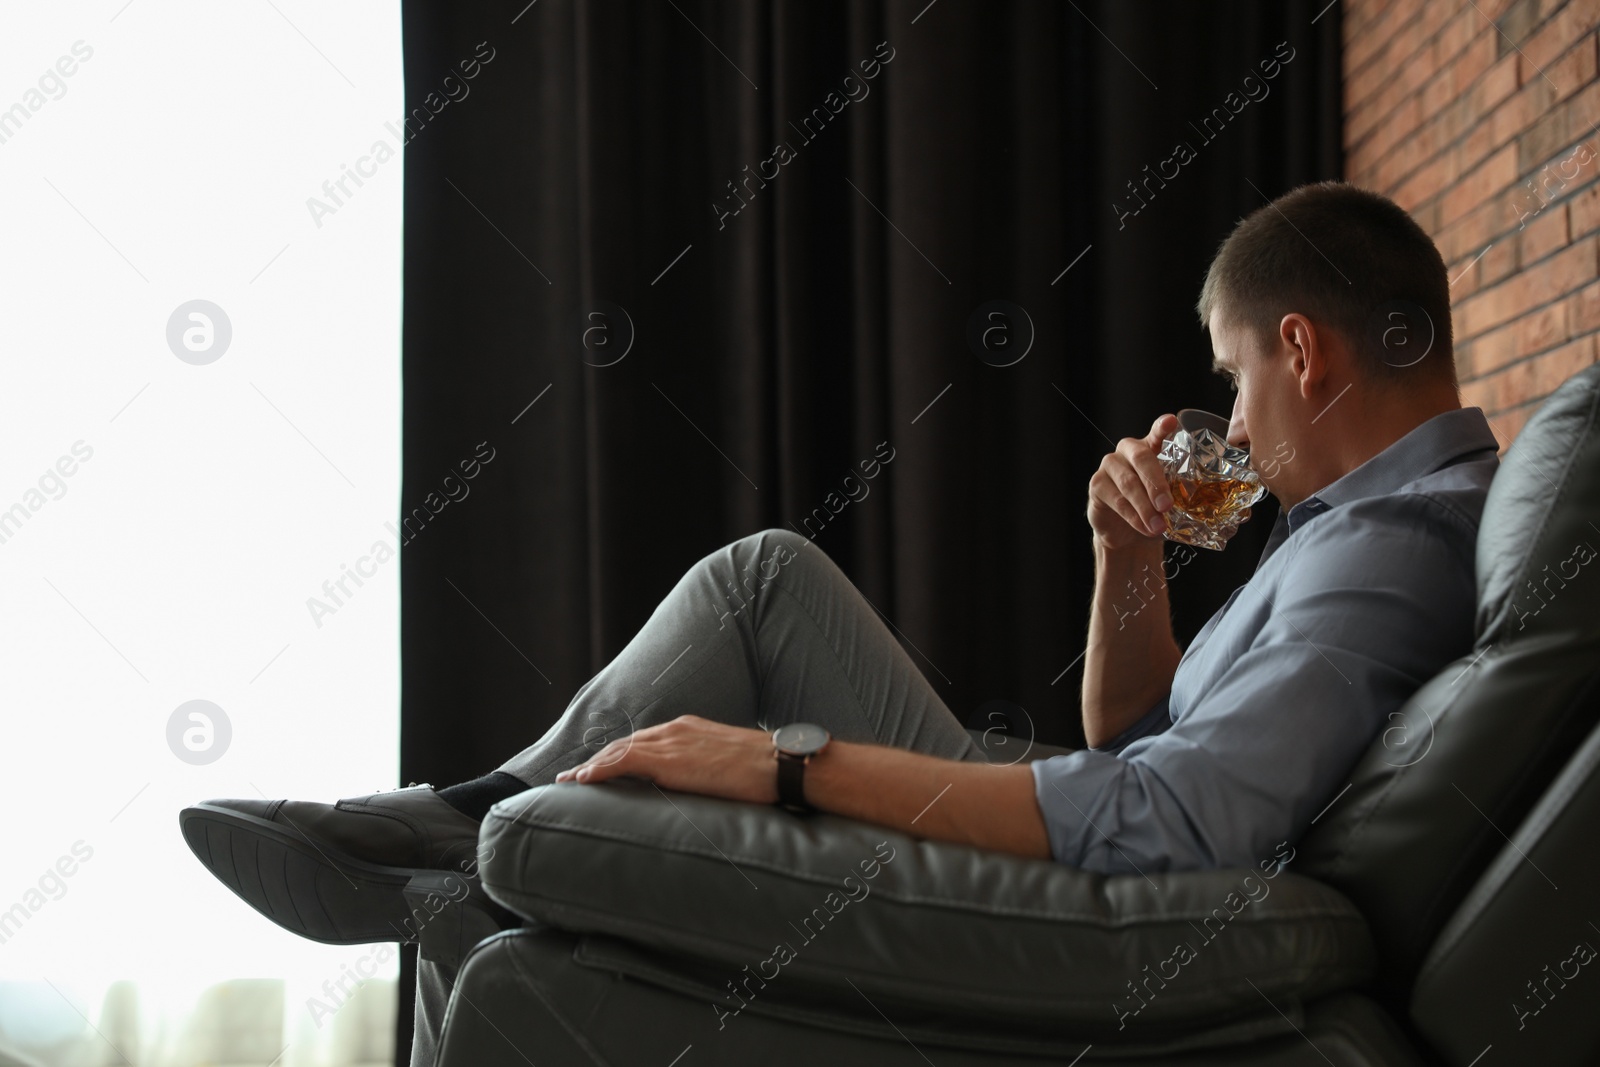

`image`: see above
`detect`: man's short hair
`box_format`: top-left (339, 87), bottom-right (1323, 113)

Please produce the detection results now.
top-left (1195, 181), bottom-right (1455, 384)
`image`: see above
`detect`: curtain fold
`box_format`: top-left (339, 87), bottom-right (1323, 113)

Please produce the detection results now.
top-left (395, 3), bottom-right (1339, 1054)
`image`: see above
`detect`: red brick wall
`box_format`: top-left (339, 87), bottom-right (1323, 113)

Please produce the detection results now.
top-left (1345, 0), bottom-right (1600, 446)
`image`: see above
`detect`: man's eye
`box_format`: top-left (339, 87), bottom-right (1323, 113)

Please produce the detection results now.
top-left (1226, 375), bottom-right (1238, 393)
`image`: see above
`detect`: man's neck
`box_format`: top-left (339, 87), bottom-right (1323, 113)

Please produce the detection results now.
top-left (1286, 384), bottom-right (1462, 509)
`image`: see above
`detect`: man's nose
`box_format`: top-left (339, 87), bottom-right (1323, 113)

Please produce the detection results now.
top-left (1227, 397), bottom-right (1248, 451)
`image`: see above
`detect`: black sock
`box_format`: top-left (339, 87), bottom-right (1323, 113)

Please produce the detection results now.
top-left (436, 771), bottom-right (530, 821)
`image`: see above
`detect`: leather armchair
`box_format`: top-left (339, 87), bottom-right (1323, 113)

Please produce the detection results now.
top-left (434, 365), bottom-right (1600, 1066)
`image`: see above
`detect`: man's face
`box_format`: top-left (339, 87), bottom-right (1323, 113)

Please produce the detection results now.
top-left (1208, 308), bottom-right (1315, 506)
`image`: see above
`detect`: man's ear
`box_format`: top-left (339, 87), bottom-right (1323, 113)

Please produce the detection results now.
top-left (1279, 313), bottom-right (1328, 400)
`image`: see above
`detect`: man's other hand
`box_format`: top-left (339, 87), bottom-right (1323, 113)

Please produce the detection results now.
top-left (556, 714), bottom-right (779, 804)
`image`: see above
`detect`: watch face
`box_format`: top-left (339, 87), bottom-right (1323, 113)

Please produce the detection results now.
top-left (773, 721), bottom-right (830, 756)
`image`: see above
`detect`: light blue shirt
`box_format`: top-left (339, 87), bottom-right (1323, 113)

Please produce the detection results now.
top-left (1033, 407), bottom-right (1501, 873)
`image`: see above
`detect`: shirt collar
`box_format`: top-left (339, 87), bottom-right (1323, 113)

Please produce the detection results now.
top-left (1258, 407), bottom-right (1501, 561)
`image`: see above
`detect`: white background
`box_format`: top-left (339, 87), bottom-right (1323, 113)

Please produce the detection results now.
top-left (0, 0), bottom-right (402, 1059)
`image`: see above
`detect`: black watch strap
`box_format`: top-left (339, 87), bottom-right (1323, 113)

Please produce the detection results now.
top-left (776, 752), bottom-right (812, 813)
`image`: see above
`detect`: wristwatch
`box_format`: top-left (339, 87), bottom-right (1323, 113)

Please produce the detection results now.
top-left (772, 722), bottom-right (831, 814)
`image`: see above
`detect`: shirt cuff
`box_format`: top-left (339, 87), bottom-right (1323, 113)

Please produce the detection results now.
top-left (1029, 748), bottom-right (1132, 869)
top-left (1089, 693), bottom-right (1172, 757)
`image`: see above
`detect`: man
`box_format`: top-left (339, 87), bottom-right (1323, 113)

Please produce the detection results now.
top-left (181, 181), bottom-right (1499, 1058)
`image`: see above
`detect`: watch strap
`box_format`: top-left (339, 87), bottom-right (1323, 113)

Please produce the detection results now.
top-left (776, 752), bottom-right (812, 813)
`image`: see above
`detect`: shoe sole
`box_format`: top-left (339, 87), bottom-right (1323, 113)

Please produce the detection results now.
top-left (180, 802), bottom-right (496, 964)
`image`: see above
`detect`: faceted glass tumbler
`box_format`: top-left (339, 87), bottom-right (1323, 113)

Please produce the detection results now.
top-left (1157, 408), bottom-right (1267, 551)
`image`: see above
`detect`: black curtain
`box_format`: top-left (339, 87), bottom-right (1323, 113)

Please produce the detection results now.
top-left (394, 1), bottom-right (1339, 1057)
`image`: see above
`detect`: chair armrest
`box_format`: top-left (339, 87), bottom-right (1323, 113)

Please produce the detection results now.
top-left (480, 779), bottom-right (1373, 1038)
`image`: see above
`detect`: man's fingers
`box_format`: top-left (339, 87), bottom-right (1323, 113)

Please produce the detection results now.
top-left (584, 732), bottom-right (635, 768)
top-left (571, 743), bottom-right (638, 783)
top-left (1090, 476), bottom-right (1158, 541)
top-left (1118, 437), bottom-right (1174, 518)
top-left (575, 757), bottom-right (628, 783)
top-left (1142, 414), bottom-right (1179, 511)
top-left (559, 736), bottom-right (633, 781)
top-left (1106, 454), bottom-right (1166, 535)
top-left (1144, 413), bottom-right (1179, 449)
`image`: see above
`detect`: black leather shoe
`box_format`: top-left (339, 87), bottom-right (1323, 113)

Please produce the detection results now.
top-left (180, 785), bottom-right (516, 968)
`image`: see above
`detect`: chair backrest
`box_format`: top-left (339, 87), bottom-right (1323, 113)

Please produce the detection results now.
top-left (1407, 701), bottom-right (1600, 1065)
top-left (1294, 364), bottom-right (1600, 1003)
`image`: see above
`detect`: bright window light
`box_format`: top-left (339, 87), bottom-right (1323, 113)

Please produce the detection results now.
top-left (0, 2), bottom-right (402, 1063)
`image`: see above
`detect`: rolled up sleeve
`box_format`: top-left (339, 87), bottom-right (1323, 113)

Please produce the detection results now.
top-left (1089, 693), bottom-right (1173, 756)
top-left (1032, 495), bottom-right (1478, 874)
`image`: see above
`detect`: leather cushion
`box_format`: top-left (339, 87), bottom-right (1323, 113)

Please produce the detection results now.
top-left (1410, 703), bottom-right (1600, 1067)
top-left (1296, 366), bottom-right (1600, 1000)
top-left (479, 778), bottom-right (1374, 1040)
top-left (1475, 365), bottom-right (1600, 642)
top-left (438, 927), bottom-right (1422, 1066)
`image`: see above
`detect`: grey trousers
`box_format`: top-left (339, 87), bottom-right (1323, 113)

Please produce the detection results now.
top-left (412, 528), bottom-right (992, 1064)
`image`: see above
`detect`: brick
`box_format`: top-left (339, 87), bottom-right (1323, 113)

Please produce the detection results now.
top-left (1349, 54), bottom-right (1394, 115)
top-left (1501, 355), bottom-right (1542, 410)
top-left (1350, 52), bottom-right (1419, 135)
top-left (1514, 164), bottom-right (1579, 225)
top-left (1530, 334), bottom-right (1598, 393)
top-left (1438, 197), bottom-right (1515, 262)
top-left (1435, 8), bottom-right (1483, 66)
top-left (1343, 0), bottom-right (1384, 42)
top-left (1574, 176), bottom-right (1600, 236)
top-left (1459, 375), bottom-right (1498, 412)
top-left (1491, 402), bottom-right (1530, 445)
top-left (1459, 318), bottom-right (1521, 377)
top-left (1349, 0), bottom-right (1423, 73)
top-left (1516, 234), bottom-right (1600, 312)
top-left (1525, 33), bottom-right (1599, 103)
top-left (1392, 149), bottom-right (1458, 210)
top-left (1449, 251), bottom-right (1486, 301)
top-left (1415, 196), bottom-right (1443, 235)
top-left (1459, 279), bottom-right (1519, 339)
top-left (1451, 24), bottom-right (1503, 89)
top-left (1490, 77), bottom-right (1560, 150)
top-left (1387, 8), bottom-right (1434, 71)
top-left (1453, 270), bottom-right (1484, 302)
top-left (1497, 0), bottom-right (1545, 55)
top-left (1477, 0), bottom-right (1527, 24)
top-left (1372, 115), bottom-right (1449, 191)
top-left (1402, 41), bottom-right (1445, 100)
top-left (1567, 278), bottom-right (1600, 331)
top-left (1419, 0), bottom-right (1459, 43)
top-left (1495, 367), bottom-right (1526, 414)
top-left (1441, 142), bottom-right (1521, 226)
top-left (1564, 77), bottom-right (1600, 154)
top-left (1350, 70), bottom-right (1421, 149)
top-left (1519, 106), bottom-right (1574, 172)
top-left (1422, 61), bottom-right (1460, 117)
top-left (1459, 108), bottom-right (1499, 173)
top-left (1457, 236), bottom-right (1598, 336)
top-left (1473, 53), bottom-right (1524, 122)
top-left (1350, 12), bottom-right (1445, 141)
top-left (1500, 188), bottom-right (1542, 243)
top-left (1517, 297), bottom-right (1571, 352)
top-left (1518, 0), bottom-right (1600, 73)
top-left (1353, 97), bottom-right (1424, 175)
top-left (1482, 231), bottom-right (1523, 284)
top-left (1396, 27), bottom-right (1448, 95)
top-left (1521, 199), bottom-right (1572, 260)
top-left (1348, 0), bottom-right (1600, 419)
top-left (1458, 82), bottom-right (1600, 217)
